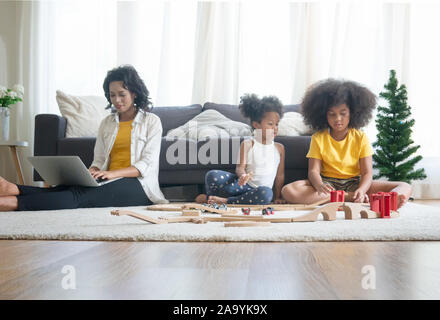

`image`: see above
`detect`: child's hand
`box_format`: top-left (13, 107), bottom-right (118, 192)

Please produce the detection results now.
top-left (238, 172), bottom-right (252, 186)
top-left (274, 198), bottom-right (286, 204)
top-left (316, 183), bottom-right (334, 195)
top-left (353, 189), bottom-right (369, 203)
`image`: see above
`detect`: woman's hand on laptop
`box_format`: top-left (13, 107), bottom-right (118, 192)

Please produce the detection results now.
top-left (89, 167), bottom-right (100, 176)
top-left (92, 170), bottom-right (117, 181)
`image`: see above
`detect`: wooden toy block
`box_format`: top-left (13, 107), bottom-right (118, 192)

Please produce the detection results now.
top-left (181, 209), bottom-right (201, 216)
top-left (390, 192), bottom-right (398, 211)
top-left (342, 202), bottom-right (400, 220)
top-left (370, 192), bottom-right (398, 218)
top-left (342, 203), bottom-right (376, 220)
top-left (291, 202), bottom-right (341, 222)
top-left (331, 190), bottom-right (345, 202)
top-left (383, 194), bottom-right (391, 218)
top-left (146, 203), bottom-right (186, 211)
top-left (111, 210), bottom-right (168, 224)
top-left (370, 194), bottom-right (380, 213)
top-left (224, 221), bottom-right (272, 227)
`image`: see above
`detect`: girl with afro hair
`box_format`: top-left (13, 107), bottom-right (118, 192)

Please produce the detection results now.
top-left (281, 79), bottom-right (411, 209)
top-left (195, 94), bottom-right (286, 205)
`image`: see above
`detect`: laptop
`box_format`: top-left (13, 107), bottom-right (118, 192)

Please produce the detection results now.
top-left (28, 156), bottom-right (121, 187)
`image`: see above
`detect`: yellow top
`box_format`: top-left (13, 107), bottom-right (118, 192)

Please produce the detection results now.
top-left (109, 120), bottom-right (132, 171)
top-left (306, 128), bottom-right (373, 179)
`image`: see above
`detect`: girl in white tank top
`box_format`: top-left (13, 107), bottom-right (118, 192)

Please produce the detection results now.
top-left (195, 94), bottom-right (286, 205)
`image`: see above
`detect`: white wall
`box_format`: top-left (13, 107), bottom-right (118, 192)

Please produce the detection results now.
top-left (0, 1), bottom-right (21, 183)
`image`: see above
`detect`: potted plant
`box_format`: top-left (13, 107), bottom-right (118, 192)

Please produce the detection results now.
top-left (0, 84), bottom-right (24, 141)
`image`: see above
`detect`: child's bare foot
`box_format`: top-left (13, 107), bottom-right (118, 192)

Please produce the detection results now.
top-left (397, 194), bottom-right (409, 209)
top-left (195, 194), bottom-right (207, 204)
top-left (208, 195), bottom-right (228, 204)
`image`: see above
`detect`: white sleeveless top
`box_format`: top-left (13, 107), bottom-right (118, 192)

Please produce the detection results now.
top-left (245, 138), bottom-right (280, 188)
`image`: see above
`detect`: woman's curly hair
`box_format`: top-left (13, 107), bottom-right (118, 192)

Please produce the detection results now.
top-left (301, 79), bottom-right (376, 131)
top-left (239, 93), bottom-right (283, 127)
top-left (103, 65), bottom-right (152, 112)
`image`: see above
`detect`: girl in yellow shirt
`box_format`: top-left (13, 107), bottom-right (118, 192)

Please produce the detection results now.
top-left (281, 79), bottom-right (412, 209)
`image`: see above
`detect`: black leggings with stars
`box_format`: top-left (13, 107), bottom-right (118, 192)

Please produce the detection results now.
top-left (205, 170), bottom-right (273, 204)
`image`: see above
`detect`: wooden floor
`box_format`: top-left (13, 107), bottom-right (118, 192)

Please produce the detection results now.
top-left (1, 200), bottom-right (440, 300)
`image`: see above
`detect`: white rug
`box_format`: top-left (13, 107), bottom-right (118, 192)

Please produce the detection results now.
top-left (1, 202), bottom-right (439, 242)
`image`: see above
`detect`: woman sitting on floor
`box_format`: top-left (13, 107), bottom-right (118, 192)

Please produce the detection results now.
top-left (0, 65), bottom-right (168, 211)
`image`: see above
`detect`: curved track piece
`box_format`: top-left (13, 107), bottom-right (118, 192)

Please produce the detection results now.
top-left (291, 202), bottom-right (341, 222)
top-left (111, 210), bottom-right (168, 224)
top-left (342, 203), bottom-right (400, 219)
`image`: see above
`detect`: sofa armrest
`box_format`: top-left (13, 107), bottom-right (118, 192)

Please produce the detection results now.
top-left (33, 114), bottom-right (67, 181)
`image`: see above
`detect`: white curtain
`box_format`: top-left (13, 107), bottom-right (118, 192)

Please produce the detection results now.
top-left (0, 1), bottom-right (56, 185)
top-left (2, 0), bottom-right (440, 197)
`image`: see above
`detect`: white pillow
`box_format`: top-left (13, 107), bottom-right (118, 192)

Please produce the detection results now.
top-left (56, 90), bottom-right (110, 138)
top-left (166, 109), bottom-right (252, 140)
top-left (278, 112), bottom-right (313, 136)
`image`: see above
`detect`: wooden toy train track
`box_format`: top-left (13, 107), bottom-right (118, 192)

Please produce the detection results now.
top-left (145, 197), bottom-right (331, 212)
top-left (111, 201), bottom-right (399, 227)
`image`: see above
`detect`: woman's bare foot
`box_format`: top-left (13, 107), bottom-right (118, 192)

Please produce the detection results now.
top-left (208, 195), bottom-right (228, 204)
top-left (397, 194), bottom-right (409, 209)
top-left (195, 194), bottom-right (207, 204)
top-left (0, 177), bottom-right (19, 197)
top-left (0, 196), bottom-right (18, 211)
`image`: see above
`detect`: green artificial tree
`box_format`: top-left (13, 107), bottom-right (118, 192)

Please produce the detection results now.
top-left (373, 70), bottom-right (426, 183)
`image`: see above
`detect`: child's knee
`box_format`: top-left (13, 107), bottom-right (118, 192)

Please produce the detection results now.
top-left (256, 187), bottom-right (273, 203)
top-left (205, 170), bottom-right (219, 185)
top-left (400, 181), bottom-right (412, 194)
top-left (281, 183), bottom-right (295, 199)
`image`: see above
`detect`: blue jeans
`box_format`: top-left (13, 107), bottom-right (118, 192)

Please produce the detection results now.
top-left (205, 170), bottom-right (273, 204)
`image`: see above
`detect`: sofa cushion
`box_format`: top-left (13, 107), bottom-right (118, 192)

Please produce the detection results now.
top-left (203, 102), bottom-right (301, 125)
top-left (166, 109), bottom-right (252, 140)
top-left (203, 102), bottom-right (248, 124)
top-left (277, 112), bottom-right (312, 136)
top-left (151, 104), bottom-right (202, 136)
top-left (56, 90), bottom-right (110, 138)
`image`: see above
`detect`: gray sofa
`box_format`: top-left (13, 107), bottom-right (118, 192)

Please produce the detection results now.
top-left (34, 103), bottom-right (311, 200)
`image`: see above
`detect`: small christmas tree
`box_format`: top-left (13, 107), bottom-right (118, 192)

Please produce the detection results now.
top-left (373, 70), bottom-right (426, 183)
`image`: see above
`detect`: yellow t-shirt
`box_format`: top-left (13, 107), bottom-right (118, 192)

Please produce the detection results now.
top-left (306, 128), bottom-right (373, 179)
top-left (109, 120), bottom-right (132, 171)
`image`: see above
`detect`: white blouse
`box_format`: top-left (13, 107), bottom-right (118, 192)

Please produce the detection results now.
top-left (90, 110), bottom-right (168, 204)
